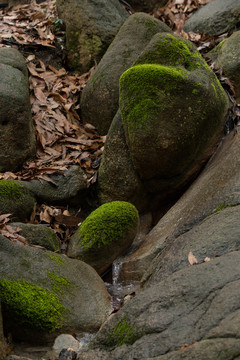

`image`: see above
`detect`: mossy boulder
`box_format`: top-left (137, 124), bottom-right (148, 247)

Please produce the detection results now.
top-left (118, 33), bottom-right (228, 203)
top-left (80, 13), bottom-right (172, 135)
top-left (206, 30), bottom-right (240, 103)
top-left (9, 223), bottom-right (60, 251)
top-left (56, 0), bottom-right (129, 73)
top-left (67, 201), bottom-right (139, 275)
top-left (0, 180), bottom-right (35, 222)
top-left (0, 235), bottom-right (111, 343)
top-left (0, 48), bottom-right (36, 172)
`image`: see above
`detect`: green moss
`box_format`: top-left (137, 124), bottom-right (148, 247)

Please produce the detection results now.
top-left (120, 64), bottom-right (189, 131)
top-left (0, 180), bottom-right (25, 203)
top-left (212, 203), bottom-right (237, 213)
top-left (77, 201), bottom-right (139, 250)
top-left (45, 253), bottom-right (64, 265)
top-left (47, 271), bottom-right (73, 295)
top-left (106, 315), bottom-right (141, 347)
top-left (0, 279), bottom-right (65, 332)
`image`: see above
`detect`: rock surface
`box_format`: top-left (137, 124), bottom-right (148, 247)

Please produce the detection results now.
top-left (0, 180), bottom-right (36, 222)
top-left (68, 201), bottom-right (139, 275)
top-left (206, 30), bottom-right (240, 104)
top-left (80, 13), bottom-right (172, 135)
top-left (51, 334), bottom-right (81, 358)
top-left (0, 48), bottom-right (36, 172)
top-left (56, 0), bottom-right (129, 73)
top-left (21, 166), bottom-right (87, 206)
top-left (0, 236), bottom-right (111, 344)
top-left (0, 302), bottom-right (6, 360)
top-left (9, 223), bottom-right (60, 252)
top-left (183, 0), bottom-right (240, 35)
top-left (129, 0), bottom-right (168, 12)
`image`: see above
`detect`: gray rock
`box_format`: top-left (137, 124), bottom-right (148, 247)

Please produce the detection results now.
top-left (115, 129), bottom-right (240, 284)
top-left (56, 0), bottom-right (129, 73)
top-left (0, 236), bottom-right (111, 344)
top-left (0, 302), bottom-right (6, 360)
top-left (97, 111), bottom-right (148, 211)
top-left (52, 334), bottom-right (81, 358)
top-left (9, 222), bottom-right (60, 252)
top-left (0, 180), bottom-right (35, 222)
top-left (130, 0), bottom-right (168, 12)
top-left (21, 166), bottom-right (87, 205)
top-left (78, 251), bottom-right (240, 359)
top-left (0, 49), bottom-right (36, 172)
top-left (183, 0), bottom-right (240, 36)
top-left (68, 201), bottom-right (139, 275)
top-left (80, 13), bottom-right (172, 135)
top-left (206, 30), bottom-right (240, 103)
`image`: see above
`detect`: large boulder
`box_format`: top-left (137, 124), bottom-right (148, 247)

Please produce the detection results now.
top-left (206, 30), bottom-right (240, 104)
top-left (80, 13), bottom-right (172, 135)
top-left (0, 236), bottom-right (111, 344)
top-left (67, 201), bottom-right (139, 275)
top-left (0, 48), bottom-right (36, 172)
top-left (56, 0), bottom-right (129, 73)
top-left (98, 33), bottom-right (228, 212)
top-left (0, 180), bottom-right (36, 222)
top-left (183, 0), bottom-right (240, 36)
top-left (78, 250), bottom-right (240, 359)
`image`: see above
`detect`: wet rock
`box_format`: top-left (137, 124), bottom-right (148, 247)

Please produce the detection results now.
top-left (0, 180), bottom-right (36, 222)
top-left (183, 0), bottom-right (240, 36)
top-left (56, 0), bottom-right (129, 73)
top-left (0, 236), bottom-right (111, 344)
top-left (9, 223), bottom-right (60, 252)
top-left (0, 48), bottom-right (36, 172)
top-left (67, 201), bottom-right (139, 275)
top-left (80, 13), bottom-right (172, 135)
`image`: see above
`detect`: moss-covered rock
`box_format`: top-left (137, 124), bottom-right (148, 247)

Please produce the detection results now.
top-left (0, 279), bottom-right (65, 333)
top-left (0, 180), bottom-right (35, 221)
top-left (80, 13), bottom-right (172, 135)
top-left (56, 0), bottom-right (129, 73)
top-left (9, 222), bottom-right (60, 251)
top-left (67, 201), bottom-right (139, 274)
top-left (118, 33), bottom-right (228, 203)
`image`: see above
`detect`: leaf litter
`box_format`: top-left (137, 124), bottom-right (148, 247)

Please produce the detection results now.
top-left (0, 0), bottom-right (239, 248)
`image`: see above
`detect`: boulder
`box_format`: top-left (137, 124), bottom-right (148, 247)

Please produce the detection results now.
top-left (119, 129), bottom-right (240, 284)
top-left (183, 0), bottom-right (240, 36)
top-left (0, 236), bottom-right (111, 344)
top-left (56, 0), bottom-right (129, 73)
top-left (51, 334), bottom-right (81, 358)
top-left (97, 111), bottom-right (148, 211)
top-left (78, 250), bottom-right (240, 359)
top-left (206, 30), bottom-right (240, 104)
top-left (99, 32), bottom-right (228, 213)
top-left (9, 223), bottom-right (60, 252)
top-left (80, 13), bottom-right (172, 135)
top-left (67, 201), bottom-right (139, 275)
top-left (129, 0), bottom-right (168, 12)
top-left (21, 166), bottom-right (87, 206)
top-left (0, 302), bottom-right (6, 360)
top-left (0, 180), bottom-right (35, 222)
top-left (0, 48), bottom-right (36, 172)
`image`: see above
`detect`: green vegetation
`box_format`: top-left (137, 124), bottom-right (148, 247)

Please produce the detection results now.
top-left (0, 180), bottom-right (25, 202)
top-left (76, 201), bottom-right (139, 250)
top-left (45, 253), bottom-right (64, 265)
top-left (47, 271), bottom-right (73, 295)
top-left (106, 315), bottom-right (141, 347)
top-left (0, 279), bottom-right (65, 332)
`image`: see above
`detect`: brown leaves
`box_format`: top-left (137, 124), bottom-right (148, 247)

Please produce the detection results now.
top-left (188, 251), bottom-right (211, 266)
top-left (0, 213), bottom-right (28, 245)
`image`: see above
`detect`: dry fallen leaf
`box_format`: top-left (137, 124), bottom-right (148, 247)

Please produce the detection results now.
top-left (188, 251), bottom-right (198, 265)
top-left (204, 257), bottom-right (211, 262)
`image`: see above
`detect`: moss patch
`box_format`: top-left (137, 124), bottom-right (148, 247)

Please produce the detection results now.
top-left (0, 279), bottom-right (65, 332)
top-left (0, 180), bottom-right (25, 203)
top-left (45, 253), bottom-right (64, 265)
top-left (47, 271), bottom-right (73, 295)
top-left (77, 201), bottom-right (139, 250)
top-left (106, 315), bottom-right (141, 347)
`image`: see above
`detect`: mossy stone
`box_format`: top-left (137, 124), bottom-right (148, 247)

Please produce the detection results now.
top-left (67, 201), bottom-right (139, 274)
top-left (0, 180), bottom-right (36, 221)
